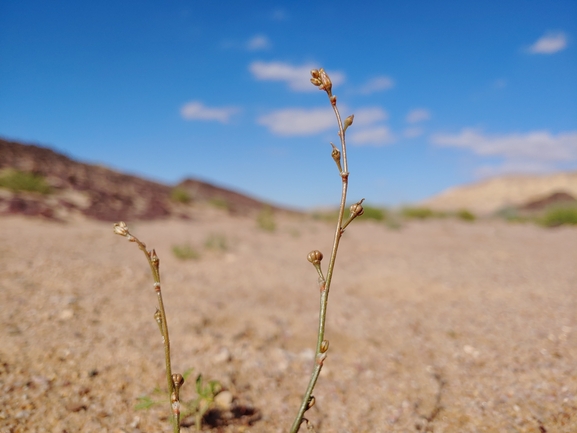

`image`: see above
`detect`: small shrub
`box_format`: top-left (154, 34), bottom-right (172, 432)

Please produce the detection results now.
top-left (311, 209), bottom-right (339, 222)
top-left (0, 169), bottom-right (52, 194)
top-left (208, 197), bottom-right (229, 211)
top-left (494, 206), bottom-right (530, 223)
top-left (401, 206), bottom-right (435, 219)
top-left (456, 209), bottom-right (476, 222)
top-left (204, 233), bottom-right (228, 251)
top-left (539, 206), bottom-right (577, 227)
top-left (360, 205), bottom-right (387, 221)
top-left (170, 187), bottom-right (192, 204)
top-left (172, 243), bottom-right (200, 260)
top-left (257, 206), bottom-right (276, 232)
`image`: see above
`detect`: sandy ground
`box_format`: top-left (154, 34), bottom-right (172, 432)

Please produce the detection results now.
top-left (1, 210), bottom-right (576, 433)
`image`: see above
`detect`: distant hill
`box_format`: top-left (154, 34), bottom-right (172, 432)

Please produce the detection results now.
top-left (0, 138), bottom-right (288, 221)
top-left (422, 172), bottom-right (577, 215)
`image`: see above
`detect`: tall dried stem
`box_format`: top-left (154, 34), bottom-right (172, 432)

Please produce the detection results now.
top-left (113, 222), bottom-right (184, 433)
top-left (289, 69), bottom-right (364, 433)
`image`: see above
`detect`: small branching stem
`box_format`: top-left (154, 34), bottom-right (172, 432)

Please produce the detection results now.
top-left (114, 224), bottom-right (181, 433)
top-left (290, 69), bottom-right (357, 433)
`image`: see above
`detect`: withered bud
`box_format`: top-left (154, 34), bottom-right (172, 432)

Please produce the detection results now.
top-left (311, 69), bottom-right (320, 79)
top-left (307, 395), bottom-right (316, 410)
top-left (154, 309), bottom-right (162, 324)
top-left (307, 250), bottom-right (323, 265)
top-left (330, 143), bottom-right (342, 172)
top-left (172, 373), bottom-right (184, 388)
top-left (349, 200), bottom-right (365, 218)
top-left (318, 68), bottom-right (333, 95)
top-left (113, 221), bottom-right (129, 236)
top-left (151, 249), bottom-right (159, 265)
top-left (320, 340), bottom-right (329, 353)
top-left (343, 114), bottom-right (354, 131)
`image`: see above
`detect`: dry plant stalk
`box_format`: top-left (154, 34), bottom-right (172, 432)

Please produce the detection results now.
top-left (289, 69), bottom-right (364, 433)
top-left (112, 67), bottom-right (363, 433)
top-left (112, 221), bottom-right (184, 433)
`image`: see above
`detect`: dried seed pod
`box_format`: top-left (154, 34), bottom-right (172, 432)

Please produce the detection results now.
top-left (349, 200), bottom-right (365, 218)
top-left (307, 250), bottom-right (323, 265)
top-left (172, 373), bottom-right (184, 388)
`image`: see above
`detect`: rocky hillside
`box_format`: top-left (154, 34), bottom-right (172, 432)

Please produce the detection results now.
top-left (422, 172), bottom-right (577, 215)
top-left (0, 138), bottom-right (286, 221)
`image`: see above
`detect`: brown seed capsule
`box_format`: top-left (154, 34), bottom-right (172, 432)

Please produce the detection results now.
top-left (172, 373), bottom-right (184, 387)
top-left (349, 201), bottom-right (364, 218)
top-left (320, 340), bottom-right (329, 353)
top-left (310, 69), bottom-right (320, 79)
top-left (307, 250), bottom-right (323, 265)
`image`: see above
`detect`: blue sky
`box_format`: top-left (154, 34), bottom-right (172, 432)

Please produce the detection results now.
top-left (1, 1), bottom-right (576, 209)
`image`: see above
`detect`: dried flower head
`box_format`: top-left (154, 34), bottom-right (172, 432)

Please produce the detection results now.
top-left (113, 221), bottom-right (129, 237)
top-left (310, 68), bottom-right (333, 96)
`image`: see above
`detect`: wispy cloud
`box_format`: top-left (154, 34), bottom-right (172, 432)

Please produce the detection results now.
top-left (475, 161), bottom-right (557, 178)
top-left (257, 107), bottom-right (334, 135)
top-left (431, 128), bottom-right (577, 162)
top-left (406, 108), bottom-right (431, 124)
top-left (527, 32), bottom-right (568, 54)
top-left (349, 126), bottom-right (395, 146)
top-left (271, 8), bottom-right (288, 21)
top-left (246, 35), bottom-right (271, 51)
top-left (403, 126), bottom-right (424, 138)
top-left (249, 61), bottom-right (345, 92)
top-left (358, 76), bottom-right (394, 94)
top-left (180, 101), bottom-right (239, 123)
top-left (352, 107), bottom-right (389, 126)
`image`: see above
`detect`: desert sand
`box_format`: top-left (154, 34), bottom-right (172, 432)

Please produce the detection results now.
top-left (1, 209), bottom-right (576, 432)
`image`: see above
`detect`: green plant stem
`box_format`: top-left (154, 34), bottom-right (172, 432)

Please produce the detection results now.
top-left (290, 92), bottom-right (349, 433)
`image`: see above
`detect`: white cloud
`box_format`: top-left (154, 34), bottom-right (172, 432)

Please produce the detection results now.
top-left (403, 126), bottom-right (424, 138)
top-left (257, 107), bottom-right (335, 135)
top-left (247, 35), bottom-right (271, 51)
top-left (180, 101), bottom-right (239, 123)
top-left (249, 61), bottom-right (345, 92)
top-left (431, 129), bottom-right (577, 162)
top-left (349, 126), bottom-right (395, 146)
top-left (352, 107), bottom-right (389, 126)
top-left (406, 108), bottom-right (431, 124)
top-left (358, 76), bottom-right (394, 94)
top-left (475, 161), bottom-right (557, 178)
top-left (528, 32), bottom-right (568, 54)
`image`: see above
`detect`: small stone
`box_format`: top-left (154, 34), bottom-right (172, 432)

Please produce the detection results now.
top-left (213, 347), bottom-right (232, 363)
top-left (214, 391), bottom-right (234, 410)
top-left (59, 309), bottom-right (74, 320)
top-left (66, 402), bottom-right (87, 412)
